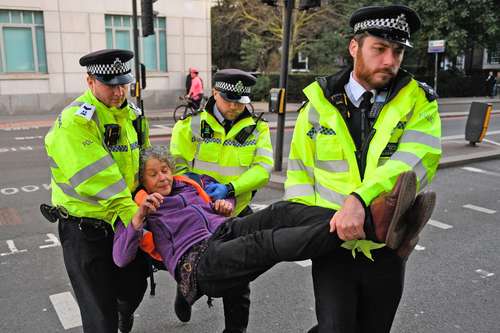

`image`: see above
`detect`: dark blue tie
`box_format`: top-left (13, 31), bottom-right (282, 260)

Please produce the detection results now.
top-left (359, 91), bottom-right (373, 144)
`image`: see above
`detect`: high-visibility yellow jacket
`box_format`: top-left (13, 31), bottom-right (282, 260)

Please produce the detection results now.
top-left (170, 100), bottom-right (274, 215)
top-left (285, 70), bottom-right (442, 210)
top-left (44, 89), bottom-right (150, 227)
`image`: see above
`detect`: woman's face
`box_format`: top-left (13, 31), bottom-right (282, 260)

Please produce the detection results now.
top-left (143, 158), bottom-right (173, 196)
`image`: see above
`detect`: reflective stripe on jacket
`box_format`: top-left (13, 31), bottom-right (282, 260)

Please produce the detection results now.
top-left (285, 76), bottom-right (442, 210)
top-left (170, 107), bottom-right (274, 215)
top-left (44, 89), bottom-right (150, 226)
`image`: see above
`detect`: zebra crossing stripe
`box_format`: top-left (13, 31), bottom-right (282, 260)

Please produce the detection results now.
top-left (428, 219), bottom-right (453, 229)
top-left (463, 204), bottom-right (496, 214)
top-left (49, 292), bottom-right (82, 330)
top-left (249, 204), bottom-right (269, 211)
top-left (294, 260), bottom-right (312, 267)
top-left (462, 166), bottom-right (500, 177)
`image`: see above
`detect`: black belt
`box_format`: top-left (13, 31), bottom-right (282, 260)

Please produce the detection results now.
top-left (40, 204), bottom-right (111, 236)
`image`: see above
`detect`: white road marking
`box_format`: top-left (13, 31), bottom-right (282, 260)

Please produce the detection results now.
top-left (0, 240), bottom-right (28, 256)
top-left (482, 138), bottom-right (500, 146)
top-left (0, 146), bottom-right (34, 153)
top-left (249, 204), bottom-right (269, 212)
top-left (294, 260), bottom-right (312, 267)
top-left (14, 136), bottom-right (43, 140)
top-left (475, 269), bottom-right (495, 279)
top-left (39, 233), bottom-right (61, 249)
top-left (1, 126), bottom-right (41, 131)
top-left (49, 292), bottom-right (82, 330)
top-left (152, 125), bottom-right (170, 129)
top-left (462, 166), bottom-right (500, 177)
top-left (428, 219), bottom-right (453, 229)
top-left (0, 183), bottom-right (51, 196)
top-left (463, 204), bottom-right (497, 214)
top-left (415, 245), bottom-right (426, 251)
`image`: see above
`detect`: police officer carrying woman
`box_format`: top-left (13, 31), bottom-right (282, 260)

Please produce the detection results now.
top-left (284, 5), bottom-right (442, 333)
top-left (170, 69), bottom-right (274, 332)
top-left (43, 49), bottom-right (150, 333)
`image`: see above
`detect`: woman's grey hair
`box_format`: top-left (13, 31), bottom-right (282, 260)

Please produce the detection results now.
top-left (139, 145), bottom-right (175, 182)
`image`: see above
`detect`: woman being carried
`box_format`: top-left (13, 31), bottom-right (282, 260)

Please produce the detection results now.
top-left (113, 146), bottom-right (428, 327)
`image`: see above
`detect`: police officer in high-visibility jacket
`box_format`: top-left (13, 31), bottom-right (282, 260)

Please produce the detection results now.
top-left (171, 69), bottom-right (274, 217)
top-left (44, 49), bottom-right (150, 333)
top-left (170, 69), bottom-right (274, 332)
top-left (284, 5), bottom-right (442, 333)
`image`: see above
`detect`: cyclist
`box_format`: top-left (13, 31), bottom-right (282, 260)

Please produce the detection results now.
top-left (186, 68), bottom-right (203, 109)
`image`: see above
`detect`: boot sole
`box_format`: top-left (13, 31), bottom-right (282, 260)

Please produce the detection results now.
top-left (385, 171), bottom-right (417, 249)
top-left (403, 191), bottom-right (436, 241)
top-left (396, 191), bottom-right (436, 258)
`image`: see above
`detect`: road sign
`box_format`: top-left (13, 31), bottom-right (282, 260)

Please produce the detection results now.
top-left (428, 40), bottom-right (445, 53)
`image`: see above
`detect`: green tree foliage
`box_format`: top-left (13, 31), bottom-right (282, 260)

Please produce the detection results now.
top-left (211, 0), bottom-right (500, 75)
top-left (211, 0), bottom-right (246, 69)
top-left (212, 0), bottom-right (342, 72)
top-left (404, 0), bottom-right (500, 73)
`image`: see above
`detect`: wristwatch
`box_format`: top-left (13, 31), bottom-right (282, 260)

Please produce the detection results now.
top-left (225, 183), bottom-right (235, 197)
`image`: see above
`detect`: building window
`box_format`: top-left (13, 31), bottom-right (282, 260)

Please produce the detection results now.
top-left (486, 44), bottom-right (500, 65)
top-left (0, 10), bottom-right (47, 73)
top-left (105, 15), bottom-right (167, 72)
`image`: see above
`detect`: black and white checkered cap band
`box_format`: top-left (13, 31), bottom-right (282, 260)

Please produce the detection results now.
top-left (354, 14), bottom-right (410, 35)
top-left (214, 81), bottom-right (251, 95)
top-left (87, 58), bottom-right (131, 75)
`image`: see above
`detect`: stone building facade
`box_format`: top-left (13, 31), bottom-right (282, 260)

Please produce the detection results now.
top-left (0, 0), bottom-right (211, 115)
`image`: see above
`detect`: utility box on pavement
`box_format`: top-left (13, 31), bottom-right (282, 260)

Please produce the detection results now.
top-left (465, 102), bottom-right (492, 145)
top-left (269, 88), bottom-right (285, 113)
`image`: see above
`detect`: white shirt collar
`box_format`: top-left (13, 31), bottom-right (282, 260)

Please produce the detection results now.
top-left (344, 72), bottom-right (377, 108)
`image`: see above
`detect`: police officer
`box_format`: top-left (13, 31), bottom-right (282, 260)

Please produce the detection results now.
top-left (170, 69), bottom-right (274, 332)
top-left (284, 5), bottom-right (442, 333)
top-left (44, 49), bottom-right (150, 333)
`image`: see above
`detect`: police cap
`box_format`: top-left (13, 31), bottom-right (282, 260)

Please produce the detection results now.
top-left (349, 5), bottom-right (421, 48)
top-left (213, 69), bottom-right (257, 104)
top-left (79, 49), bottom-right (134, 85)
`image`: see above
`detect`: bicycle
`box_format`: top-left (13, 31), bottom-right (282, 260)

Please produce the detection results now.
top-left (173, 96), bottom-right (202, 122)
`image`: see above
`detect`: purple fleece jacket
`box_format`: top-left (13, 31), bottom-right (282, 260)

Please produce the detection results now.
top-left (113, 175), bottom-right (231, 278)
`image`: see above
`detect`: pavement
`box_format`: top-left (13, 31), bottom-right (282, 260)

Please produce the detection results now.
top-left (1, 96), bottom-right (499, 190)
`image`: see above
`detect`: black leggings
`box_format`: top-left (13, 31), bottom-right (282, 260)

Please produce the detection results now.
top-left (197, 201), bottom-right (405, 333)
top-left (196, 201), bottom-right (338, 296)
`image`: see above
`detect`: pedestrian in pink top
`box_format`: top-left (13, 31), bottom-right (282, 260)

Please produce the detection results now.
top-left (187, 68), bottom-right (204, 109)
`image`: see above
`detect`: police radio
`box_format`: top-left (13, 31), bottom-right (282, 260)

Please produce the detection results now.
top-left (200, 120), bottom-right (214, 139)
top-left (330, 93), bottom-right (350, 120)
top-left (104, 124), bottom-right (120, 146)
top-left (235, 112), bottom-right (264, 144)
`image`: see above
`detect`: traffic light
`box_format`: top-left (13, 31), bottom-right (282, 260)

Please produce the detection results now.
top-left (142, 0), bottom-right (158, 37)
top-left (261, 0), bottom-right (278, 6)
top-left (298, 0), bottom-right (321, 10)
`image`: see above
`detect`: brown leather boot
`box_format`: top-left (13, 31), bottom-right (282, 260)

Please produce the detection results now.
top-left (396, 191), bottom-right (436, 258)
top-left (369, 171), bottom-right (417, 249)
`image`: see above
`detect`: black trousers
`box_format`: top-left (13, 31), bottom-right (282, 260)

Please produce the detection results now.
top-left (59, 220), bottom-right (148, 333)
top-left (311, 247), bottom-right (405, 333)
top-left (217, 205), bottom-right (253, 333)
top-left (197, 201), bottom-right (338, 296)
top-left (197, 201), bottom-right (405, 333)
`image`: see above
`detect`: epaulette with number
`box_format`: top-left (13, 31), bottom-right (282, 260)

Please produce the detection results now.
top-left (252, 112), bottom-right (268, 122)
top-left (296, 100), bottom-right (308, 113)
top-left (74, 103), bottom-right (96, 121)
top-left (128, 101), bottom-right (142, 116)
top-left (417, 81), bottom-right (438, 102)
